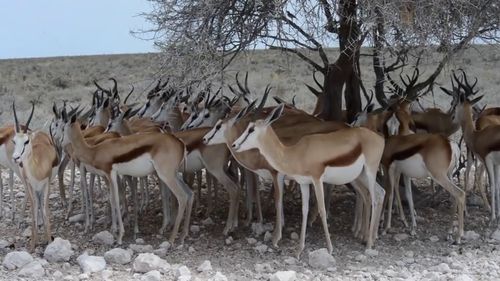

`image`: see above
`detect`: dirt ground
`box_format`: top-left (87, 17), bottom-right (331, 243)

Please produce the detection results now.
top-left (0, 169), bottom-right (498, 280)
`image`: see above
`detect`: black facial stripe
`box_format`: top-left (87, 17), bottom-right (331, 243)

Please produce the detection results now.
top-left (237, 127), bottom-right (254, 148)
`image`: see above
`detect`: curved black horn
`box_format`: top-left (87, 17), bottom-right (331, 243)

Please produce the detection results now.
top-left (12, 102), bottom-right (20, 132)
top-left (24, 102), bottom-right (35, 133)
top-left (109, 78), bottom-right (118, 94)
top-left (93, 80), bottom-right (111, 95)
top-left (123, 84), bottom-right (135, 105)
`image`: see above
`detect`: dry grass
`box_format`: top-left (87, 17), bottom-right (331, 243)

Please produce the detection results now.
top-left (1, 45), bottom-right (500, 128)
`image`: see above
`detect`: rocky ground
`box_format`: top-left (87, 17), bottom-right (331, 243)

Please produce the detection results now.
top-left (0, 171), bottom-right (497, 281)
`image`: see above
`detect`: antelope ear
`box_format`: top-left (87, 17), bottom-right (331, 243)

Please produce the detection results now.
top-left (470, 95), bottom-right (484, 105)
top-left (366, 104), bottom-right (374, 113)
top-left (70, 114), bottom-right (77, 124)
top-left (440, 87), bottom-right (454, 96)
top-left (264, 104), bottom-right (285, 125)
top-left (102, 98), bottom-right (110, 109)
top-left (123, 108), bottom-right (133, 119)
top-left (52, 103), bottom-right (59, 118)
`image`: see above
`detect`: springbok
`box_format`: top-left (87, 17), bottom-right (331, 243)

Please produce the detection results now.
top-left (231, 104), bottom-right (385, 256)
top-left (59, 111), bottom-right (193, 245)
top-left (12, 102), bottom-right (59, 250)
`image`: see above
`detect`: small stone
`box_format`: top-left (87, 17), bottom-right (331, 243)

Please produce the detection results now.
top-left (270, 271), bottom-right (297, 281)
top-left (264, 231), bottom-right (273, 242)
top-left (153, 248), bottom-right (167, 258)
top-left (394, 233), bottom-right (409, 242)
top-left (49, 193), bottom-right (59, 199)
top-left (246, 238), bottom-right (258, 245)
top-left (0, 239), bottom-right (10, 248)
top-left (69, 214), bottom-right (85, 223)
top-left (133, 253), bottom-right (170, 273)
top-left (423, 271), bottom-right (441, 280)
top-left (64, 275), bottom-right (74, 280)
top-left (130, 244), bottom-right (154, 253)
top-left (455, 274), bottom-right (473, 281)
top-left (101, 269), bottom-right (113, 280)
top-left (159, 241), bottom-right (171, 249)
top-left (176, 265), bottom-right (191, 280)
top-left (308, 248), bottom-right (335, 269)
top-left (284, 257), bottom-right (296, 265)
top-left (16, 191), bottom-right (25, 198)
top-left (254, 263), bottom-right (273, 273)
top-left (136, 238), bottom-right (145, 244)
top-left (53, 270), bottom-right (64, 278)
top-left (355, 254), bottom-right (367, 262)
top-left (365, 249), bottom-right (378, 257)
top-left (254, 244), bottom-right (268, 254)
top-left (93, 231), bottom-right (114, 246)
top-left (430, 263), bottom-right (450, 273)
top-left (405, 251), bottom-right (414, 258)
top-left (429, 235), bottom-right (440, 242)
top-left (290, 232), bottom-right (299, 241)
top-left (251, 223), bottom-right (265, 236)
top-left (208, 272), bottom-right (228, 281)
top-left (225, 237), bottom-right (233, 245)
top-left (491, 229), bottom-right (500, 242)
top-left (202, 218), bottom-right (214, 225)
top-left (44, 238), bottom-right (74, 262)
top-left (104, 248), bottom-right (132, 265)
top-left (463, 230), bottom-right (480, 241)
top-left (78, 273), bottom-right (89, 280)
top-left (190, 225), bottom-right (200, 233)
top-left (384, 269), bottom-right (398, 277)
top-left (19, 261), bottom-right (45, 277)
top-left (3, 251), bottom-right (33, 270)
top-left (77, 253), bottom-right (106, 273)
top-left (141, 270), bottom-right (161, 281)
top-left (197, 260), bottom-right (212, 273)
top-left (22, 227), bottom-right (31, 237)
top-left (188, 246), bottom-right (195, 253)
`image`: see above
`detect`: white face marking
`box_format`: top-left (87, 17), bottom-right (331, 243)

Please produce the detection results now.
top-left (12, 133), bottom-right (31, 164)
top-left (386, 113), bottom-right (400, 136)
top-left (232, 122), bottom-right (261, 152)
top-left (203, 119), bottom-right (227, 145)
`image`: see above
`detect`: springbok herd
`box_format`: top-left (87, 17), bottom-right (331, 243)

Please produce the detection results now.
top-left (1, 69), bottom-right (499, 259)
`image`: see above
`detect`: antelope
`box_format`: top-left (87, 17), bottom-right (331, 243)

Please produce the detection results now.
top-left (12, 102), bottom-right (59, 250)
top-left (450, 71), bottom-right (500, 224)
top-left (231, 104), bottom-right (385, 256)
top-left (380, 104), bottom-right (464, 238)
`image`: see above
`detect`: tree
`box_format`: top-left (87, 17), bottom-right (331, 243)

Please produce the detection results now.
top-left (138, 0), bottom-right (500, 121)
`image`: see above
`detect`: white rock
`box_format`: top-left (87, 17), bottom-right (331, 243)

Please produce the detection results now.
top-left (64, 275), bottom-right (74, 280)
top-left (18, 261), bottom-right (44, 277)
top-left (254, 263), bottom-right (273, 273)
top-left (141, 270), bottom-right (161, 281)
top-left (308, 248), bottom-right (336, 269)
top-left (49, 193), bottom-right (59, 199)
top-left (225, 237), bottom-right (233, 245)
top-left (208, 272), bottom-right (228, 281)
top-left (3, 251), bottom-right (33, 270)
top-left (429, 235), bottom-right (440, 242)
top-left (491, 229), bottom-right (500, 241)
top-left (130, 244), bottom-right (154, 253)
top-left (423, 271), bottom-right (441, 280)
top-left (430, 263), bottom-right (451, 273)
top-left (153, 248), bottom-right (167, 258)
top-left (254, 244), bottom-right (268, 254)
top-left (247, 238), bottom-right (258, 245)
top-left (101, 269), bottom-right (113, 280)
top-left (0, 239), bottom-right (10, 248)
top-left (365, 249), bottom-right (378, 257)
top-left (202, 218), bottom-right (214, 225)
top-left (159, 241), bottom-right (171, 249)
top-left (69, 214), bottom-right (85, 223)
top-left (270, 271), bottom-right (296, 281)
top-left (133, 253), bottom-right (170, 273)
top-left (78, 273), bottom-right (89, 280)
top-left (463, 230), bottom-right (480, 241)
top-left (93, 231), bottom-right (114, 246)
top-left (251, 223), bottom-right (265, 236)
top-left (188, 246), bottom-right (195, 253)
top-left (53, 270), bottom-right (64, 279)
top-left (355, 254), bottom-right (367, 262)
top-left (290, 232), bottom-right (299, 241)
top-left (136, 238), bottom-right (145, 244)
top-left (394, 233), bottom-right (409, 241)
top-left (190, 225), bottom-right (200, 233)
top-left (104, 248), bottom-right (132, 265)
top-left (197, 260), bottom-right (212, 273)
top-left (264, 231), bottom-right (273, 242)
top-left (22, 227), bottom-right (31, 237)
top-left (177, 265), bottom-right (191, 280)
top-left (36, 258), bottom-right (49, 267)
top-left (384, 269), bottom-right (398, 277)
top-left (284, 257), bottom-right (297, 265)
top-left (44, 238), bottom-right (74, 262)
top-left (77, 253), bottom-right (106, 273)
top-left (405, 251), bottom-right (414, 258)
top-left (16, 191), bottom-right (25, 198)
top-left (455, 274), bottom-right (473, 281)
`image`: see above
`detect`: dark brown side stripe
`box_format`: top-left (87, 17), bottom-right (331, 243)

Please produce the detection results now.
top-left (113, 145), bottom-right (153, 164)
top-left (391, 144), bottom-right (423, 162)
top-left (323, 143), bottom-right (362, 167)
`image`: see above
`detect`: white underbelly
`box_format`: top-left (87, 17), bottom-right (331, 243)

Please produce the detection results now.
top-left (180, 150), bottom-right (204, 172)
top-left (321, 155), bottom-right (366, 185)
top-left (393, 153), bottom-right (429, 178)
top-left (112, 154), bottom-right (155, 177)
top-left (486, 151), bottom-right (500, 165)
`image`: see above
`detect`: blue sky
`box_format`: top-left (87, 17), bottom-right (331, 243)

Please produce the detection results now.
top-left (0, 1), bottom-right (155, 59)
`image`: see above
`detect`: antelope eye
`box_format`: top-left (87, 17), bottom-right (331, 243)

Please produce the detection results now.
top-left (248, 127), bottom-right (254, 133)
top-left (24, 140), bottom-right (29, 145)
top-left (204, 114), bottom-right (210, 118)
top-left (216, 124), bottom-right (221, 130)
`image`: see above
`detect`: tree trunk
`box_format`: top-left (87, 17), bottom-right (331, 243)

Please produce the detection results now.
top-left (317, 0), bottom-right (360, 121)
top-left (373, 8), bottom-right (387, 107)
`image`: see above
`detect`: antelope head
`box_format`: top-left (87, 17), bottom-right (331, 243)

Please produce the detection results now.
top-left (12, 102), bottom-right (35, 164)
top-left (232, 104), bottom-right (285, 152)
